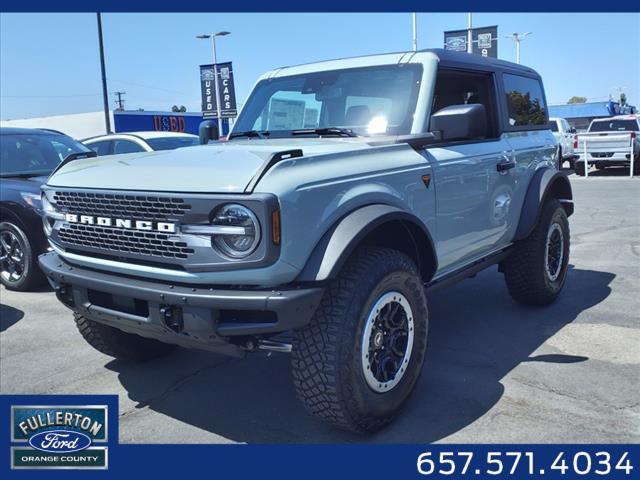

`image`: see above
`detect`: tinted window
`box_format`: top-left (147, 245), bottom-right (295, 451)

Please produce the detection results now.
top-left (87, 140), bottom-right (112, 156)
top-left (431, 68), bottom-right (498, 139)
top-left (589, 119), bottom-right (639, 132)
top-left (113, 140), bottom-right (145, 154)
top-left (234, 65), bottom-right (422, 137)
top-left (0, 133), bottom-right (89, 177)
top-left (549, 121), bottom-right (559, 132)
top-left (146, 136), bottom-right (200, 151)
top-left (503, 74), bottom-right (547, 127)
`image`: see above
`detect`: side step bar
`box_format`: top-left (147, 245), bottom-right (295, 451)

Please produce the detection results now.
top-left (425, 248), bottom-right (511, 293)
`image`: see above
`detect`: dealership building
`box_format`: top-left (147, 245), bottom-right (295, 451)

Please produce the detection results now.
top-left (0, 110), bottom-right (229, 140)
top-left (549, 100), bottom-right (637, 131)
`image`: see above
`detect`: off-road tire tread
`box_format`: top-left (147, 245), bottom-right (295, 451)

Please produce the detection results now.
top-left (291, 247), bottom-right (428, 433)
top-left (503, 199), bottom-right (569, 306)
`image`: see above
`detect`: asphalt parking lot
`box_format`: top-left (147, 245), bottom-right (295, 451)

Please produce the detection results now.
top-left (1, 168), bottom-right (639, 444)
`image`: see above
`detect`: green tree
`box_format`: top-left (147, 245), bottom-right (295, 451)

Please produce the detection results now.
top-left (567, 96), bottom-right (587, 104)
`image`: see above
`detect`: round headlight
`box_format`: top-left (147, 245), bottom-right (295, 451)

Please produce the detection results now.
top-left (211, 204), bottom-right (261, 259)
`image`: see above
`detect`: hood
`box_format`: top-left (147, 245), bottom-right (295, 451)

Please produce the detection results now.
top-left (46, 139), bottom-right (370, 193)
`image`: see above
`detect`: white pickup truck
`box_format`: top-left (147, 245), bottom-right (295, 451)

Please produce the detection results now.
top-left (549, 117), bottom-right (577, 168)
top-left (574, 115), bottom-right (640, 176)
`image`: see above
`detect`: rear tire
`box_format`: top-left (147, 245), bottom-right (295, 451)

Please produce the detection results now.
top-left (503, 199), bottom-right (570, 306)
top-left (75, 314), bottom-right (176, 362)
top-left (633, 155), bottom-right (640, 176)
top-left (291, 247), bottom-right (429, 433)
top-left (574, 161), bottom-right (586, 176)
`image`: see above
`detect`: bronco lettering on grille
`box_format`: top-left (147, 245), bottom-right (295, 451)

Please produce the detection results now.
top-left (64, 213), bottom-right (176, 233)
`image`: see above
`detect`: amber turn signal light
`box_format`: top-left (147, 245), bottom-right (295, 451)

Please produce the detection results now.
top-left (271, 210), bottom-right (281, 245)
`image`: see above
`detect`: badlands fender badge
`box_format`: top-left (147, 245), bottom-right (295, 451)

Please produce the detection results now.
top-left (10, 400), bottom-right (113, 469)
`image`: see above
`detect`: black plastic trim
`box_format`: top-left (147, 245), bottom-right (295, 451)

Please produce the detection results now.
top-left (514, 168), bottom-right (573, 241)
top-left (296, 204), bottom-right (437, 282)
top-left (39, 252), bottom-right (324, 354)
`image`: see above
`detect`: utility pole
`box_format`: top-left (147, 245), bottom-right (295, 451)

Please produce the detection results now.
top-left (114, 91), bottom-right (126, 110)
top-left (505, 32), bottom-right (532, 64)
top-left (96, 13), bottom-right (111, 134)
top-left (467, 13), bottom-right (473, 54)
top-left (412, 13), bottom-right (418, 52)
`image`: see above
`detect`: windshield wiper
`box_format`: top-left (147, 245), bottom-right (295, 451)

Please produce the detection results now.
top-left (291, 127), bottom-right (357, 137)
top-left (228, 130), bottom-right (271, 140)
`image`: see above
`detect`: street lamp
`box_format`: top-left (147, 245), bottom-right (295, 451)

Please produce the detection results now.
top-left (505, 32), bottom-right (532, 64)
top-left (196, 31), bottom-right (231, 127)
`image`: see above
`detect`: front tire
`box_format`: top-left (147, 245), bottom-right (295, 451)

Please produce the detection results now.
top-left (503, 199), bottom-right (570, 305)
top-left (291, 247), bottom-right (429, 433)
top-left (0, 222), bottom-right (44, 291)
top-left (75, 314), bottom-right (176, 362)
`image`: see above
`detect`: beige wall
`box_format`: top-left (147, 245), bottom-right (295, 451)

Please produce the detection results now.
top-left (0, 111), bottom-right (114, 139)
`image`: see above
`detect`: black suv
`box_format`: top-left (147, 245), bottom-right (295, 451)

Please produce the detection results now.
top-left (0, 127), bottom-right (93, 290)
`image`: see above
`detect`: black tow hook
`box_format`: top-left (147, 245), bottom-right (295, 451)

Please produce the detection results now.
top-left (160, 305), bottom-right (183, 333)
top-left (55, 284), bottom-right (75, 307)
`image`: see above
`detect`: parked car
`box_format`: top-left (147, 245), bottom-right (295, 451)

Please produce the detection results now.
top-left (0, 127), bottom-right (94, 290)
top-left (574, 115), bottom-right (640, 175)
top-left (549, 117), bottom-right (576, 168)
top-left (82, 131), bottom-right (200, 155)
top-left (39, 49), bottom-right (572, 433)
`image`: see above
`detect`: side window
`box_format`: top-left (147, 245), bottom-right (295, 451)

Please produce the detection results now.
top-left (87, 140), bottom-right (112, 156)
top-left (430, 68), bottom-right (499, 139)
top-left (503, 74), bottom-right (548, 127)
top-left (113, 140), bottom-right (145, 154)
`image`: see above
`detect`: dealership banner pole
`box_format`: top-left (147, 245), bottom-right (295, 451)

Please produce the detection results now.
top-left (467, 13), bottom-right (473, 54)
top-left (96, 13), bottom-right (111, 134)
top-left (412, 13), bottom-right (417, 51)
top-left (211, 35), bottom-right (223, 130)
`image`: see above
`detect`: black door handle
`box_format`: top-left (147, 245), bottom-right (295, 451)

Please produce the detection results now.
top-left (497, 160), bottom-right (516, 172)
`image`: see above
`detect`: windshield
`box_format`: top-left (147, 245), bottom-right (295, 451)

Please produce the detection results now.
top-left (146, 136), bottom-right (200, 151)
top-left (0, 132), bottom-right (91, 177)
top-left (589, 119), bottom-right (639, 132)
top-left (232, 64), bottom-right (422, 138)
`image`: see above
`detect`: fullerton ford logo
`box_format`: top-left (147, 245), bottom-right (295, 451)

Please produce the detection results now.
top-left (28, 430), bottom-right (92, 453)
top-left (64, 213), bottom-right (176, 233)
top-left (11, 404), bottom-right (109, 470)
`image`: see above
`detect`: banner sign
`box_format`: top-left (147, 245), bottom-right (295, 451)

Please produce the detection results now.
top-left (200, 62), bottom-right (237, 119)
top-left (444, 25), bottom-right (498, 58)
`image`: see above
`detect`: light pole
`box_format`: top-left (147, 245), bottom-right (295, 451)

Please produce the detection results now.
top-left (96, 13), bottom-right (111, 134)
top-left (505, 32), bottom-right (532, 64)
top-left (196, 31), bottom-right (230, 130)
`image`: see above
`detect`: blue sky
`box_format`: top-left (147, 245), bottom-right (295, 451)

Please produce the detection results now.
top-left (1, 12), bottom-right (638, 120)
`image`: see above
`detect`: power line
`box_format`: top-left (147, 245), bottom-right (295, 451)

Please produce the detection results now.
top-left (114, 91), bottom-right (126, 110)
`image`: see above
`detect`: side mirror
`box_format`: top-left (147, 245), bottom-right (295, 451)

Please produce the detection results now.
top-left (430, 104), bottom-right (487, 141)
top-left (569, 128), bottom-right (577, 134)
top-left (199, 120), bottom-right (220, 145)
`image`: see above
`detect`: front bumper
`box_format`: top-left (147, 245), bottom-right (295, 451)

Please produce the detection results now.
top-left (39, 252), bottom-right (324, 357)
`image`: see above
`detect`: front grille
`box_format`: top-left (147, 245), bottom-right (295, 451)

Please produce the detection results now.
top-left (58, 224), bottom-right (194, 259)
top-left (52, 191), bottom-right (191, 220)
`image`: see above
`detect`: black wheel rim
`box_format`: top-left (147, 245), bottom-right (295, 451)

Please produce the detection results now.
top-left (545, 223), bottom-right (564, 282)
top-left (0, 230), bottom-right (26, 284)
top-left (362, 291), bottom-right (414, 393)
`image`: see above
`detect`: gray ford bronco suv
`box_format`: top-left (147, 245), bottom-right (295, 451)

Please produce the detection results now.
top-left (39, 49), bottom-right (573, 433)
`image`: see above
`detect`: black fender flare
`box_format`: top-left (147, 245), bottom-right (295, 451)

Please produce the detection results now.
top-left (514, 168), bottom-right (573, 242)
top-left (296, 204), bottom-right (437, 283)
